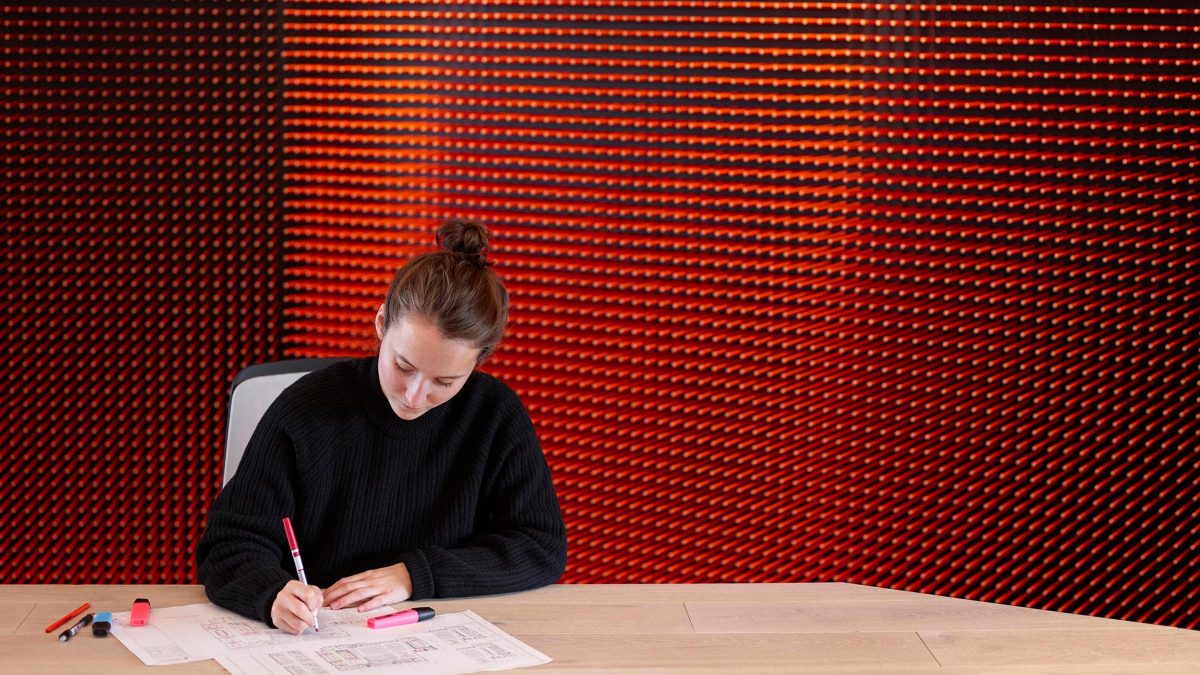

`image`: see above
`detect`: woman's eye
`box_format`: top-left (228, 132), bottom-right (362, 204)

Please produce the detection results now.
top-left (436, 380), bottom-right (454, 389)
top-left (396, 364), bottom-right (413, 374)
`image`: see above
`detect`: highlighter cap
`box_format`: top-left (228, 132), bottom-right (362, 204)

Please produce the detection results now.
top-left (131, 598), bottom-right (151, 626)
top-left (93, 611), bottom-right (113, 637)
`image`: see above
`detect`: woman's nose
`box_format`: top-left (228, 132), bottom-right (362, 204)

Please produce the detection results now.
top-left (404, 377), bottom-right (426, 405)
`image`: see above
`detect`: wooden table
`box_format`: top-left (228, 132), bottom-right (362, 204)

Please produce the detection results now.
top-left (3, 583), bottom-right (1199, 673)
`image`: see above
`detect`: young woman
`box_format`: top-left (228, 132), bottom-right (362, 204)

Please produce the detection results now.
top-left (197, 221), bottom-right (567, 634)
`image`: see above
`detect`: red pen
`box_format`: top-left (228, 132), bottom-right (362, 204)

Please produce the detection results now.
top-left (282, 517), bottom-right (319, 632)
top-left (44, 602), bottom-right (90, 634)
top-left (367, 607), bottom-right (436, 629)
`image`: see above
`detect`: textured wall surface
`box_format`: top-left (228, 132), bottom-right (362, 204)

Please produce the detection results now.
top-left (1, 2), bottom-right (1197, 629)
top-left (1, 2), bottom-right (283, 582)
top-left (279, 2), bottom-right (1199, 628)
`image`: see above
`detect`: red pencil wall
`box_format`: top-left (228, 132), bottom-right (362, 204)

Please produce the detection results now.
top-left (1, 2), bottom-right (284, 582)
top-left (3, 2), bottom-right (1198, 629)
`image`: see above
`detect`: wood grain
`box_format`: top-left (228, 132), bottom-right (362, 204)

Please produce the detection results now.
top-left (1, 584), bottom-right (1197, 673)
top-left (922, 627), bottom-right (1200, 668)
top-left (687, 597), bottom-right (1161, 634)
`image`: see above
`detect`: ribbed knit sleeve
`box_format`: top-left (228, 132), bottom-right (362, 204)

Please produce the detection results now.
top-left (399, 390), bottom-right (567, 598)
top-left (196, 397), bottom-right (300, 625)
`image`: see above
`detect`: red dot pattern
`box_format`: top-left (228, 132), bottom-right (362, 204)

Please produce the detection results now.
top-left (1, 2), bottom-right (1197, 630)
top-left (280, 1), bottom-right (1200, 629)
top-left (1, 3), bottom-right (283, 582)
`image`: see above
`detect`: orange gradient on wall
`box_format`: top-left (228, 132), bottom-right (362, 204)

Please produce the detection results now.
top-left (280, 1), bottom-right (1199, 629)
top-left (2, 1), bottom-right (1197, 631)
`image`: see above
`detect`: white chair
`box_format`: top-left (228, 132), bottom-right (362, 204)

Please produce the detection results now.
top-left (223, 358), bottom-right (348, 486)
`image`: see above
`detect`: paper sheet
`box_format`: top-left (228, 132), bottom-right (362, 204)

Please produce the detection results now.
top-left (110, 602), bottom-right (551, 674)
top-left (110, 602), bottom-right (398, 666)
top-left (217, 611), bottom-right (551, 675)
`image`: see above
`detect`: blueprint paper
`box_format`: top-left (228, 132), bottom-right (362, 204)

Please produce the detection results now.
top-left (110, 601), bottom-right (398, 666)
top-left (217, 611), bottom-right (552, 675)
top-left (109, 602), bottom-right (552, 674)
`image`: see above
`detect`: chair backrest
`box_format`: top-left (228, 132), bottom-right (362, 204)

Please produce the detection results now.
top-left (223, 358), bottom-right (349, 486)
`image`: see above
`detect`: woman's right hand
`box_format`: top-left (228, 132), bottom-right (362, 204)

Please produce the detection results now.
top-left (271, 579), bottom-right (323, 634)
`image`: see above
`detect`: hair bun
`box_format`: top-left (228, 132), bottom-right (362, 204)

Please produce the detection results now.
top-left (436, 219), bottom-right (490, 266)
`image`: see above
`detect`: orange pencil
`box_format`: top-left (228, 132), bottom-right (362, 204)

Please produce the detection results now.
top-left (44, 602), bottom-right (90, 634)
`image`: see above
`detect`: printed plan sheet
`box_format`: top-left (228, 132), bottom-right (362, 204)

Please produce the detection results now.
top-left (218, 611), bottom-right (551, 675)
top-left (109, 602), bottom-right (390, 665)
top-left (109, 602), bottom-right (551, 674)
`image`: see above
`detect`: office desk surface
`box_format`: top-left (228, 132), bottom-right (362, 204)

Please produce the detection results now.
top-left (2, 583), bottom-right (1198, 674)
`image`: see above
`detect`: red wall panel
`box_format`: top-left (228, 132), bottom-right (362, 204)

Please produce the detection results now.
top-left (2, 1), bottom-right (1197, 631)
top-left (1, 2), bottom-right (283, 582)
top-left (280, 2), bottom-right (1199, 628)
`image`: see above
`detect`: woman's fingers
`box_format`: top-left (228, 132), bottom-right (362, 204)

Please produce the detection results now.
top-left (273, 580), bottom-right (323, 634)
top-left (323, 573), bottom-right (371, 606)
top-left (326, 572), bottom-right (386, 609)
top-left (328, 583), bottom-right (382, 610)
top-left (279, 609), bottom-right (308, 635)
top-left (356, 592), bottom-right (393, 612)
top-left (325, 563), bottom-right (411, 611)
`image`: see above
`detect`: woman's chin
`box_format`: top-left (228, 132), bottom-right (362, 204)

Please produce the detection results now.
top-left (392, 403), bottom-right (427, 420)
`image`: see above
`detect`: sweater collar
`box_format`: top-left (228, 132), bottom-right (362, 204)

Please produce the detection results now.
top-left (360, 356), bottom-right (451, 435)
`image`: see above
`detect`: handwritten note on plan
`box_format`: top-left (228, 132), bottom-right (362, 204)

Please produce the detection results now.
top-left (110, 602), bottom-right (551, 674)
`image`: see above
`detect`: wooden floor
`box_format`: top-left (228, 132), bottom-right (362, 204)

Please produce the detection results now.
top-left (2, 583), bottom-right (1199, 673)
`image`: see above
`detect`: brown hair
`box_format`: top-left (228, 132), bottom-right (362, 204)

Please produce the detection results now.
top-left (381, 220), bottom-right (509, 362)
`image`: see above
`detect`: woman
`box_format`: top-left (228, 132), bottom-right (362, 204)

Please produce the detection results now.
top-left (197, 221), bottom-right (567, 634)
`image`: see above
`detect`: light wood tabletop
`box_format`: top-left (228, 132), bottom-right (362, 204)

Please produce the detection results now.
top-left (2, 583), bottom-right (1198, 673)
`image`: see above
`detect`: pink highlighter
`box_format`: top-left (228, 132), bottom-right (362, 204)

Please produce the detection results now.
top-left (367, 607), bottom-right (436, 629)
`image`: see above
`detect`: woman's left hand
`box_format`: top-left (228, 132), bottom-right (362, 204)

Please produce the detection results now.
top-left (323, 562), bottom-right (414, 611)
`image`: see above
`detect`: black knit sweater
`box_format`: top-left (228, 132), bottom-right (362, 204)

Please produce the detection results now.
top-left (197, 357), bottom-right (567, 625)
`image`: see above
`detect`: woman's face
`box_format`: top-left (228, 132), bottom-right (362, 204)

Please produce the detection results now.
top-left (375, 309), bottom-right (481, 420)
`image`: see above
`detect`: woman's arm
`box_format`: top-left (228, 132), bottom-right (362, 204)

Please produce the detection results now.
top-left (324, 405), bottom-right (567, 609)
top-left (403, 429), bottom-right (568, 599)
top-left (196, 409), bottom-right (300, 624)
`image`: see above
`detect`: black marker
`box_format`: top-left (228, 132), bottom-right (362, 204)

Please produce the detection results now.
top-left (59, 613), bottom-right (93, 643)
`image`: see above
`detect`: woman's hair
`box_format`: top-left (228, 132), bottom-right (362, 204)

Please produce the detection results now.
top-left (381, 220), bottom-right (509, 362)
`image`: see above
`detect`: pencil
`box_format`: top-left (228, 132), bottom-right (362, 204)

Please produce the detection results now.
top-left (44, 602), bottom-right (90, 633)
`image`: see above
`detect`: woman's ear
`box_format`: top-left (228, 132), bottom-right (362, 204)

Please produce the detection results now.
top-left (374, 305), bottom-right (386, 341)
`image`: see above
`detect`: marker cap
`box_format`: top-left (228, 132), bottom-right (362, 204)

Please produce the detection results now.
top-left (131, 598), bottom-right (151, 626)
top-left (282, 517), bottom-right (299, 551)
top-left (93, 611), bottom-right (113, 637)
